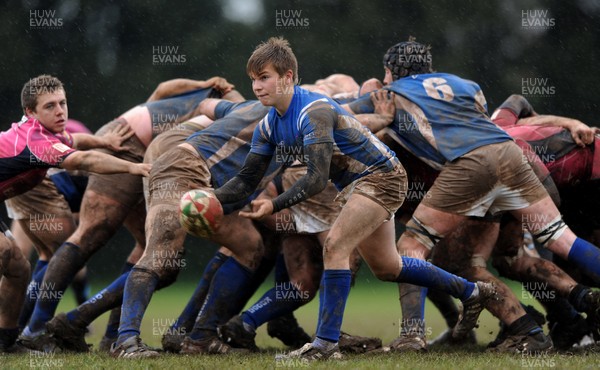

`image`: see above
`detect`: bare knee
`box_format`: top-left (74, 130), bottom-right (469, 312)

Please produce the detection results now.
top-left (136, 247), bottom-right (184, 290)
top-left (1, 239), bottom-right (31, 281)
top-left (220, 228), bottom-right (264, 270)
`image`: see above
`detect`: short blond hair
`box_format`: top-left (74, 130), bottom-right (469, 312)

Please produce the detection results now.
top-left (247, 37), bottom-right (298, 84)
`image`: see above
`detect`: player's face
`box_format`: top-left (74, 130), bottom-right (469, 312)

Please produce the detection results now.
top-left (250, 64), bottom-right (292, 108)
top-left (27, 89), bottom-right (68, 133)
top-left (383, 67), bottom-right (394, 85)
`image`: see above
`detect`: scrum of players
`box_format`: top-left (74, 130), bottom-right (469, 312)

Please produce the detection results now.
top-left (1, 35), bottom-right (599, 361)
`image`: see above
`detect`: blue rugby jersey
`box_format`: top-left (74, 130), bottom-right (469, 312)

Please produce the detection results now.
top-left (251, 85), bottom-right (398, 191)
top-left (145, 87), bottom-right (219, 137)
top-left (185, 100), bottom-right (281, 213)
top-left (384, 73), bottom-right (512, 167)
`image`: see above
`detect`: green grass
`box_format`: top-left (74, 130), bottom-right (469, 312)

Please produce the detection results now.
top-left (8, 349), bottom-right (600, 370)
top-left (3, 278), bottom-right (600, 369)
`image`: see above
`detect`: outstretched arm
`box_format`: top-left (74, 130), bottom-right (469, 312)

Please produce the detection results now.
top-left (497, 94), bottom-right (597, 146)
top-left (71, 122), bottom-right (134, 151)
top-left (60, 151), bottom-right (150, 176)
top-left (518, 115), bottom-right (598, 147)
top-left (146, 77), bottom-right (235, 102)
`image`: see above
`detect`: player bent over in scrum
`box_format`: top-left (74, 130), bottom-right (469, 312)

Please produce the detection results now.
top-left (110, 100), bottom-right (286, 358)
top-left (424, 95), bottom-right (600, 351)
top-left (346, 37), bottom-right (600, 354)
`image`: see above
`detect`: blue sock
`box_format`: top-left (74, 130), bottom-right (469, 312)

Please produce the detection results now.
top-left (242, 282), bottom-right (308, 330)
top-left (18, 261), bottom-right (48, 329)
top-left (568, 237), bottom-right (600, 284)
top-left (71, 271), bottom-right (92, 306)
top-left (240, 255), bottom-right (275, 305)
top-left (172, 252), bottom-right (228, 331)
top-left (399, 284), bottom-right (428, 335)
top-left (315, 273), bottom-right (325, 335)
top-left (27, 242), bottom-right (86, 333)
top-left (117, 268), bottom-right (159, 346)
top-left (189, 258), bottom-right (252, 340)
top-left (274, 253), bottom-right (289, 282)
top-left (32, 260), bottom-right (48, 276)
top-left (315, 270), bottom-right (352, 343)
top-left (398, 256), bottom-right (474, 301)
top-left (66, 271), bottom-right (130, 326)
top-left (103, 262), bottom-right (135, 339)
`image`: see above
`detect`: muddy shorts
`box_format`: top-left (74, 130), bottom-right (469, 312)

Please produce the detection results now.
top-left (144, 127), bottom-right (197, 164)
top-left (86, 118), bottom-right (147, 207)
top-left (336, 163), bottom-right (407, 219)
top-left (423, 141), bottom-right (548, 216)
top-left (143, 127), bottom-right (198, 203)
top-left (281, 165), bottom-right (341, 233)
top-left (147, 146), bottom-right (212, 208)
top-left (5, 175), bottom-right (71, 220)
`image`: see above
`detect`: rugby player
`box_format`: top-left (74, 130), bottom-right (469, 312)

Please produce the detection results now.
top-left (18, 76), bottom-right (234, 351)
top-left (0, 75), bottom-right (149, 352)
top-left (104, 98), bottom-right (287, 358)
top-left (344, 37), bottom-right (600, 353)
top-left (427, 95), bottom-right (600, 351)
top-left (46, 74), bottom-right (364, 355)
top-left (213, 37), bottom-right (495, 361)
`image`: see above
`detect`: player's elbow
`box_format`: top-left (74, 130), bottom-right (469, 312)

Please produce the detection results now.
top-left (60, 151), bottom-right (100, 172)
top-left (59, 151), bottom-right (85, 171)
top-left (307, 173), bottom-right (328, 195)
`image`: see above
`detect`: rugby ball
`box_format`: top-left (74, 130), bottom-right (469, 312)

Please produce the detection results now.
top-left (179, 189), bottom-right (223, 238)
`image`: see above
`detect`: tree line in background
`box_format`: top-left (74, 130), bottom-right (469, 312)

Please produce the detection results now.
top-left (1, 0), bottom-right (598, 131)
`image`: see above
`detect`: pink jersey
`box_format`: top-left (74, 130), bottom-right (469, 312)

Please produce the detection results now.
top-left (492, 108), bottom-right (600, 187)
top-left (0, 116), bottom-right (76, 201)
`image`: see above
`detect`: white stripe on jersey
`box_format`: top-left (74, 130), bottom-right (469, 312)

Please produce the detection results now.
top-left (297, 98), bottom-right (329, 132)
top-left (258, 115), bottom-right (271, 141)
top-left (474, 90), bottom-right (488, 115)
top-left (381, 127), bottom-right (445, 171)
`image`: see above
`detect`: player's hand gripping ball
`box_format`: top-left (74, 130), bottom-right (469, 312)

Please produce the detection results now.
top-left (179, 189), bottom-right (224, 238)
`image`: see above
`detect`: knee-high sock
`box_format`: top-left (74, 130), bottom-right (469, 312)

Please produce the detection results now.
top-left (524, 282), bottom-right (579, 323)
top-left (567, 237), bottom-right (600, 285)
top-left (399, 283), bottom-right (427, 336)
top-left (116, 268), bottom-right (159, 346)
top-left (396, 256), bottom-right (474, 301)
top-left (70, 270), bottom-right (91, 306)
top-left (65, 271), bottom-right (130, 328)
top-left (27, 243), bottom-right (86, 333)
top-left (241, 283), bottom-right (308, 330)
top-left (274, 252), bottom-right (289, 283)
top-left (103, 262), bottom-right (135, 339)
top-left (189, 258), bottom-right (253, 340)
top-left (315, 270), bottom-right (352, 343)
top-left (241, 255), bottom-right (277, 303)
top-left (241, 252), bottom-right (300, 330)
top-left (18, 260), bottom-right (48, 329)
top-left (171, 252), bottom-right (229, 333)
